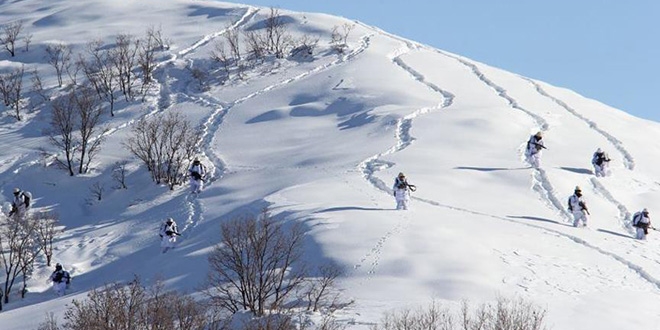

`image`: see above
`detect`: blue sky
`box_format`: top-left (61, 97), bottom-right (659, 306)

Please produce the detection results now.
top-left (237, 0), bottom-right (660, 123)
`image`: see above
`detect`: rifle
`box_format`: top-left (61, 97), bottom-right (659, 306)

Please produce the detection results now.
top-left (579, 202), bottom-right (589, 215)
top-left (407, 184), bottom-right (417, 192)
top-left (534, 142), bottom-right (547, 150)
top-left (7, 204), bottom-right (17, 217)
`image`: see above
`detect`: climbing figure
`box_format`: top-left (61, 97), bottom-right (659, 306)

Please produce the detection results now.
top-left (525, 131), bottom-right (545, 168)
top-left (591, 148), bottom-right (611, 177)
top-left (392, 172), bottom-right (416, 210)
top-left (188, 158), bottom-right (206, 194)
top-left (568, 186), bottom-right (589, 227)
top-left (48, 263), bottom-right (71, 297)
top-left (159, 217), bottom-right (180, 253)
top-left (8, 187), bottom-right (32, 219)
top-left (632, 208), bottom-right (652, 240)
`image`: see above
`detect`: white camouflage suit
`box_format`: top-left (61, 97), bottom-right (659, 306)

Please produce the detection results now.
top-left (188, 159), bottom-right (205, 194)
top-left (591, 149), bottom-right (611, 177)
top-left (10, 188), bottom-right (30, 219)
top-left (568, 189), bottom-right (588, 227)
top-left (48, 264), bottom-right (70, 297)
top-left (393, 174), bottom-right (411, 210)
top-left (160, 218), bottom-right (179, 253)
top-left (632, 209), bottom-right (651, 240)
top-left (525, 132), bottom-right (545, 168)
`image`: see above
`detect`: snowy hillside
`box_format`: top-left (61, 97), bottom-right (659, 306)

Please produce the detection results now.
top-left (1, 0), bottom-right (660, 329)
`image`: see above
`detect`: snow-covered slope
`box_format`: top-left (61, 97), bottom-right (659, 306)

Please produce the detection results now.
top-left (1, 1), bottom-right (659, 329)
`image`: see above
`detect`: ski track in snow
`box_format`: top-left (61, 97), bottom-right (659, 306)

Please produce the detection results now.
top-left (353, 28), bottom-right (454, 277)
top-left (413, 194), bottom-right (660, 293)
top-left (177, 8), bottom-right (259, 59)
top-left (2, 7), bottom-right (259, 185)
top-left (404, 51), bottom-right (660, 293)
top-left (345, 24), bottom-right (660, 293)
top-left (589, 177), bottom-right (634, 232)
top-left (524, 77), bottom-right (635, 171)
top-left (175, 35), bottom-right (372, 232)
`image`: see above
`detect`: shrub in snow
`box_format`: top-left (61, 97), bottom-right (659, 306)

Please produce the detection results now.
top-left (371, 297), bottom-right (547, 330)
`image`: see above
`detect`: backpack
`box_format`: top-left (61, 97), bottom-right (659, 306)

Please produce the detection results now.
top-left (22, 191), bottom-right (31, 208)
top-left (190, 163), bottom-right (204, 180)
top-left (53, 271), bottom-right (64, 283)
top-left (632, 212), bottom-right (644, 228)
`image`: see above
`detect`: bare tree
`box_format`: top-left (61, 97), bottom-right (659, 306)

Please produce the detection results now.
top-left (6, 65), bottom-right (25, 121)
top-left (244, 30), bottom-right (266, 63)
top-left (264, 7), bottom-right (292, 58)
top-left (206, 210), bottom-right (306, 316)
top-left (290, 35), bottom-right (319, 60)
top-left (1, 21), bottom-right (23, 57)
top-left (304, 263), bottom-right (344, 312)
top-left (146, 24), bottom-right (170, 51)
top-left (81, 40), bottom-right (118, 116)
top-left (111, 34), bottom-right (140, 101)
top-left (138, 29), bottom-right (159, 98)
top-left (33, 211), bottom-right (60, 267)
top-left (45, 43), bottom-right (72, 87)
top-left (0, 73), bottom-right (9, 107)
top-left (190, 67), bottom-right (208, 92)
top-left (48, 91), bottom-right (78, 176)
top-left (211, 41), bottom-right (232, 80)
top-left (223, 25), bottom-right (246, 79)
top-left (124, 112), bottom-right (198, 189)
top-left (74, 86), bottom-right (107, 174)
top-left (23, 33), bottom-right (32, 53)
top-left (0, 213), bottom-right (40, 306)
top-left (330, 23), bottom-right (354, 54)
top-left (65, 58), bottom-right (82, 86)
top-left (60, 277), bottom-right (210, 330)
top-left (112, 160), bottom-right (129, 189)
top-left (37, 312), bottom-right (61, 330)
top-left (89, 182), bottom-right (104, 201)
top-left (47, 87), bottom-right (108, 175)
top-left (370, 297), bottom-right (548, 330)
top-left (31, 69), bottom-right (50, 103)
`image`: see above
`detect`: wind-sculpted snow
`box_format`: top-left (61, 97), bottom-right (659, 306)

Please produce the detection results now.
top-left (525, 78), bottom-right (635, 170)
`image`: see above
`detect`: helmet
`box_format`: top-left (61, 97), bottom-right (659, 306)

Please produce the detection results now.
top-left (535, 131), bottom-right (543, 138)
top-left (55, 263), bottom-right (62, 270)
top-left (596, 148), bottom-right (602, 153)
top-left (13, 187), bottom-right (20, 194)
top-left (643, 208), bottom-right (649, 214)
top-left (398, 172), bottom-right (405, 178)
top-left (575, 186), bottom-right (581, 192)
top-left (166, 217), bottom-right (174, 224)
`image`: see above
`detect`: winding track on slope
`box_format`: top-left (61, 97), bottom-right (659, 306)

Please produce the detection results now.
top-left (524, 77), bottom-right (635, 170)
top-left (350, 22), bottom-right (660, 293)
top-left (429, 52), bottom-right (660, 291)
top-left (176, 34), bottom-right (373, 233)
top-left (0, 6), bottom-right (259, 199)
top-left (352, 24), bottom-right (454, 276)
top-left (522, 77), bottom-right (635, 229)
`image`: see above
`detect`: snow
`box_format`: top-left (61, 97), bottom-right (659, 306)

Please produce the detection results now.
top-left (0, 0), bottom-right (659, 329)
